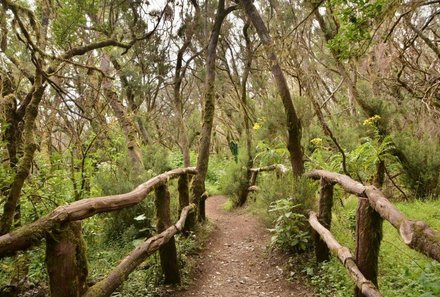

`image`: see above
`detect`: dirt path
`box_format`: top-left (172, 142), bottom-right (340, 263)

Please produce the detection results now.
top-left (167, 196), bottom-right (316, 297)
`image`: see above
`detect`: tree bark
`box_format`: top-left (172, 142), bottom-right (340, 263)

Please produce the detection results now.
top-left (46, 222), bottom-right (88, 297)
top-left (100, 55), bottom-right (143, 173)
top-left (314, 178), bottom-right (334, 263)
top-left (174, 48), bottom-right (192, 167)
top-left (0, 76), bottom-right (46, 235)
top-left (178, 174), bottom-right (190, 233)
top-left (355, 198), bottom-right (383, 297)
top-left (155, 184), bottom-right (180, 284)
top-left (191, 0), bottom-right (236, 222)
top-left (237, 21), bottom-right (255, 207)
top-left (241, 0), bottom-right (304, 176)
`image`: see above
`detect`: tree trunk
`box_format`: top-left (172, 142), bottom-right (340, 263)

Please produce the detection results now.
top-left (355, 200), bottom-right (383, 297)
top-left (314, 178), bottom-right (334, 263)
top-left (178, 174), bottom-right (190, 233)
top-left (191, 0), bottom-right (236, 222)
top-left (0, 78), bottom-right (46, 235)
top-left (174, 40), bottom-right (192, 167)
top-left (237, 21), bottom-right (255, 207)
top-left (155, 184), bottom-right (180, 284)
top-left (100, 55), bottom-right (143, 173)
top-left (241, 0), bottom-right (304, 176)
top-left (46, 222), bottom-right (88, 297)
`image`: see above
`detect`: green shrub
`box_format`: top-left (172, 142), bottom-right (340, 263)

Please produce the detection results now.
top-left (309, 258), bottom-right (353, 296)
top-left (250, 174), bottom-right (317, 252)
top-left (394, 133), bottom-right (440, 199)
top-left (217, 159), bottom-right (247, 204)
top-left (268, 199), bottom-right (310, 253)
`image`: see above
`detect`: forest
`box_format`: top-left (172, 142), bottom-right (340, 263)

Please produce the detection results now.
top-left (0, 0), bottom-right (439, 296)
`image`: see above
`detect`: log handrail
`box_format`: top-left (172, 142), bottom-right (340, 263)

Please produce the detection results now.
top-left (309, 212), bottom-right (382, 297)
top-left (306, 169), bottom-right (365, 196)
top-left (305, 169), bottom-right (440, 262)
top-left (84, 204), bottom-right (195, 297)
top-left (250, 164), bottom-right (288, 173)
top-left (0, 167), bottom-right (197, 258)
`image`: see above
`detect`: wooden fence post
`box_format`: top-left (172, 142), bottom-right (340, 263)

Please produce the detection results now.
top-left (314, 178), bottom-right (334, 263)
top-left (178, 174), bottom-right (190, 233)
top-left (199, 192), bottom-right (208, 222)
top-left (155, 183), bottom-right (180, 284)
top-left (45, 222), bottom-right (88, 297)
top-left (237, 169), bottom-right (251, 207)
top-left (355, 198), bottom-right (383, 297)
top-left (249, 170), bottom-right (259, 188)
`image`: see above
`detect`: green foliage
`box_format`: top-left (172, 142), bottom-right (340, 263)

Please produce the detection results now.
top-left (394, 132), bottom-right (440, 199)
top-left (328, 0), bottom-right (391, 59)
top-left (217, 159), bottom-right (247, 203)
top-left (268, 200), bottom-right (310, 253)
top-left (308, 118), bottom-right (401, 183)
top-left (141, 144), bottom-right (172, 173)
top-left (248, 173), bottom-right (317, 253)
top-left (52, 0), bottom-right (95, 45)
top-left (254, 141), bottom-right (289, 166)
top-left (309, 258), bottom-right (353, 296)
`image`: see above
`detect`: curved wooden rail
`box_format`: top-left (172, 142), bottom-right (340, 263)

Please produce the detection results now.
top-left (0, 167), bottom-right (197, 257)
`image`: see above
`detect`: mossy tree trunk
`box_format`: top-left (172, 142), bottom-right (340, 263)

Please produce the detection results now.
top-left (314, 178), bottom-right (334, 263)
top-left (354, 200), bottom-right (383, 297)
top-left (237, 21), bottom-right (255, 207)
top-left (178, 174), bottom-right (190, 234)
top-left (155, 184), bottom-right (180, 284)
top-left (191, 0), bottom-right (236, 223)
top-left (46, 222), bottom-right (88, 297)
top-left (100, 55), bottom-right (144, 173)
top-left (0, 77), bottom-right (46, 235)
top-left (240, 0), bottom-right (304, 176)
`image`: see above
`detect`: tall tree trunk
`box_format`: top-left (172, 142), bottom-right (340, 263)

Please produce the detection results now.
top-left (100, 55), bottom-right (144, 173)
top-left (237, 21), bottom-right (255, 206)
top-left (0, 76), bottom-right (46, 235)
top-left (191, 0), bottom-right (236, 222)
top-left (241, 0), bottom-right (304, 176)
top-left (111, 58), bottom-right (150, 145)
top-left (174, 41), bottom-right (192, 167)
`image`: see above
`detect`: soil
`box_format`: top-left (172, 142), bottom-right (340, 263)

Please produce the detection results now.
top-left (166, 195), bottom-right (317, 297)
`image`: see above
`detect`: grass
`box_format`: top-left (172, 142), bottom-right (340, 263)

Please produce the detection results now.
top-left (222, 198), bottom-right (235, 211)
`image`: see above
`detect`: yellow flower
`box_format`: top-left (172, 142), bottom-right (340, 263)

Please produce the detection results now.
top-left (363, 115), bottom-right (381, 126)
top-left (310, 138), bottom-right (323, 146)
top-left (253, 122), bottom-right (261, 130)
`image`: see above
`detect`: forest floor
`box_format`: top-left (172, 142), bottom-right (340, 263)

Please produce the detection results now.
top-left (164, 195), bottom-right (316, 297)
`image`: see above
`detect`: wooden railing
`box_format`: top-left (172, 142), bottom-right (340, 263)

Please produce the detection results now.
top-left (248, 165), bottom-right (440, 297)
top-left (0, 167), bottom-right (197, 297)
